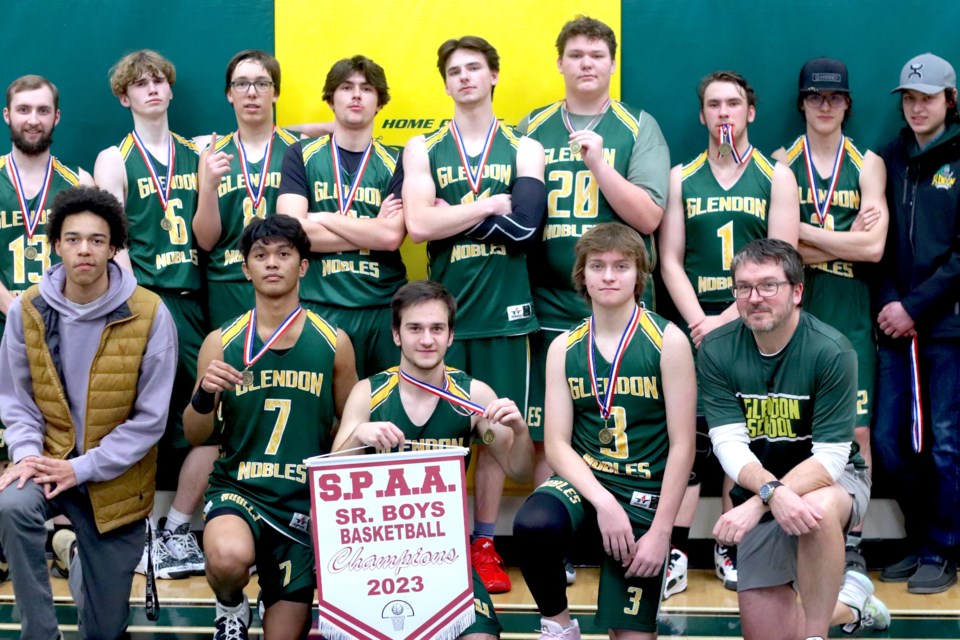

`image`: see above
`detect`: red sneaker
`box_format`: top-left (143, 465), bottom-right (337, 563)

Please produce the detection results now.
top-left (471, 538), bottom-right (511, 593)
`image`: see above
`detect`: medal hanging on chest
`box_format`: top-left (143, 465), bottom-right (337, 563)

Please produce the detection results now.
top-left (801, 135), bottom-right (845, 227)
top-left (236, 128), bottom-right (275, 214)
top-left (8, 153), bottom-right (53, 259)
top-left (587, 306), bottom-right (642, 446)
top-left (562, 98), bottom-right (609, 155)
top-left (398, 368), bottom-right (495, 444)
top-left (450, 118), bottom-right (498, 195)
top-left (241, 305), bottom-right (303, 387)
top-left (131, 131), bottom-right (176, 228)
top-left (330, 134), bottom-right (372, 215)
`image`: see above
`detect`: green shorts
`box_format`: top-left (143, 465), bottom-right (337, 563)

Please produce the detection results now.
top-left (204, 488), bottom-right (315, 607)
top-left (526, 329), bottom-right (564, 442)
top-left (465, 568), bottom-right (501, 637)
top-left (803, 271), bottom-right (875, 429)
top-left (207, 280), bottom-right (255, 330)
top-left (534, 476), bottom-right (665, 633)
top-left (302, 302), bottom-right (397, 379)
top-left (154, 291), bottom-right (209, 450)
top-left (445, 335), bottom-right (531, 423)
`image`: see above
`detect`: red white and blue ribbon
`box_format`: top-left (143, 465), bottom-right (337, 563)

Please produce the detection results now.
top-left (561, 98), bottom-right (610, 136)
top-left (398, 368), bottom-right (485, 416)
top-left (243, 305), bottom-right (303, 369)
top-left (7, 153), bottom-right (53, 238)
top-left (236, 127), bottom-right (275, 212)
top-left (717, 124), bottom-right (753, 165)
top-left (131, 131), bottom-right (175, 210)
top-left (330, 134), bottom-right (372, 215)
top-left (802, 135), bottom-right (845, 226)
top-left (909, 335), bottom-right (924, 453)
top-left (587, 305), bottom-right (642, 420)
top-left (449, 117), bottom-right (498, 194)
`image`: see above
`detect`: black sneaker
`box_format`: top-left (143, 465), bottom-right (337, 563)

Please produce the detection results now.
top-left (0, 543), bottom-right (8, 583)
top-left (879, 554), bottom-right (919, 582)
top-left (907, 559), bottom-right (957, 594)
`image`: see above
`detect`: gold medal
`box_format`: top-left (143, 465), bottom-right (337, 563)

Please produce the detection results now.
top-left (240, 369), bottom-right (254, 387)
top-left (718, 141), bottom-right (733, 157)
top-left (24, 246), bottom-right (38, 260)
top-left (482, 429), bottom-right (496, 445)
top-left (569, 140), bottom-right (582, 154)
top-left (160, 217), bottom-right (173, 231)
top-left (598, 428), bottom-right (613, 445)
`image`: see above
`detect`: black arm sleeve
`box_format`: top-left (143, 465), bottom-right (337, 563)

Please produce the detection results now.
top-left (277, 141), bottom-right (309, 197)
top-left (464, 176), bottom-right (546, 246)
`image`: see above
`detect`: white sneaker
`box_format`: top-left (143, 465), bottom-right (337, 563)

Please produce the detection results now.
top-left (662, 547), bottom-right (688, 599)
top-left (539, 618), bottom-right (580, 639)
top-left (714, 543), bottom-right (737, 591)
top-left (135, 528), bottom-right (192, 580)
top-left (50, 529), bottom-right (77, 579)
top-left (839, 570), bottom-right (890, 632)
top-left (164, 522), bottom-right (206, 575)
top-left (214, 595), bottom-right (251, 640)
top-left (564, 560), bottom-right (576, 585)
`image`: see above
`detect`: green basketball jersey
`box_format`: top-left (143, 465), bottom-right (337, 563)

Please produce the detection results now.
top-left (522, 101), bottom-right (662, 327)
top-left (296, 136), bottom-right (406, 308)
top-left (208, 128), bottom-right (298, 283)
top-left (425, 122), bottom-right (537, 339)
top-left (211, 308), bottom-right (339, 544)
top-left (368, 366), bottom-right (476, 464)
top-left (564, 310), bottom-right (671, 519)
top-left (0, 155), bottom-right (80, 327)
top-left (680, 150), bottom-right (775, 311)
top-left (699, 312), bottom-right (866, 505)
top-left (784, 136), bottom-right (866, 281)
top-left (118, 132), bottom-right (200, 290)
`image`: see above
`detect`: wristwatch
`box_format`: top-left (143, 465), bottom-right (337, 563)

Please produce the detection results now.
top-left (759, 480), bottom-right (784, 505)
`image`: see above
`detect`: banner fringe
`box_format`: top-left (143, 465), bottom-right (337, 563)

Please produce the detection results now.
top-left (318, 609), bottom-right (474, 640)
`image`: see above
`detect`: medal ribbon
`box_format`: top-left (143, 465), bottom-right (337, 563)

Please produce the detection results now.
top-left (131, 131), bottom-right (175, 210)
top-left (8, 153), bottom-right (53, 239)
top-left (561, 98), bottom-right (610, 135)
top-left (716, 124), bottom-right (753, 165)
top-left (587, 305), bottom-right (642, 420)
top-left (398, 368), bottom-right (485, 416)
top-left (243, 305), bottom-right (303, 369)
top-left (802, 135), bottom-right (845, 226)
top-left (909, 335), bottom-right (924, 453)
top-left (330, 134), bottom-right (373, 215)
top-left (449, 117), bottom-right (498, 194)
top-left (236, 127), bottom-right (275, 212)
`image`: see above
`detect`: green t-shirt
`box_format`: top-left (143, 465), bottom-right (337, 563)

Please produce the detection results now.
top-left (698, 312), bottom-right (865, 505)
top-left (294, 136), bottom-right (407, 308)
top-left (425, 121), bottom-right (538, 339)
top-left (680, 150), bottom-right (775, 312)
top-left (563, 310), bottom-right (672, 523)
top-left (210, 309), bottom-right (339, 544)
top-left (118, 132), bottom-right (200, 290)
top-left (518, 101), bottom-right (670, 328)
top-left (207, 127), bottom-right (298, 283)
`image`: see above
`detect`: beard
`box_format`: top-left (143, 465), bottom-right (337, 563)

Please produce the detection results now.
top-left (11, 126), bottom-right (54, 156)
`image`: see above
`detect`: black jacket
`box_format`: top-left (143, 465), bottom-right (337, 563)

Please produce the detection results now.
top-left (877, 123), bottom-right (960, 339)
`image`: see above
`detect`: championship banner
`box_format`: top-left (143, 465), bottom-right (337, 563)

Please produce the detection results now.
top-left (308, 448), bottom-right (472, 640)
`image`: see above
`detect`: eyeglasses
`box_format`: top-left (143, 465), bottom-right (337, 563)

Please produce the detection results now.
top-left (732, 281), bottom-right (792, 299)
top-left (230, 80), bottom-right (274, 93)
top-left (804, 93), bottom-right (847, 108)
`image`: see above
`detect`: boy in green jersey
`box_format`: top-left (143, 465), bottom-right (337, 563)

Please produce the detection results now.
top-left (518, 16), bottom-right (670, 501)
top-left (403, 35), bottom-right (546, 594)
top-left (659, 70), bottom-right (800, 594)
top-left (194, 50), bottom-right (299, 329)
top-left (277, 55), bottom-right (408, 379)
top-left (94, 50), bottom-right (212, 579)
top-left (514, 223), bottom-right (695, 640)
top-left (771, 57), bottom-right (888, 586)
top-left (700, 239), bottom-right (881, 639)
top-left (333, 280), bottom-right (534, 639)
top-left (184, 215), bottom-right (356, 640)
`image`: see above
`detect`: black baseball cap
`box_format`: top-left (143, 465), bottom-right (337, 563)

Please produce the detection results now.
top-left (799, 57), bottom-right (849, 93)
